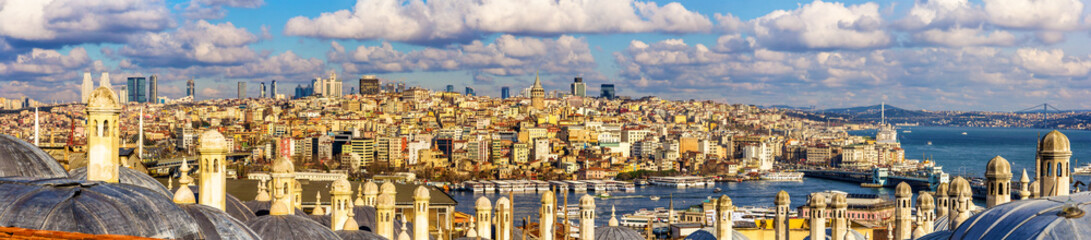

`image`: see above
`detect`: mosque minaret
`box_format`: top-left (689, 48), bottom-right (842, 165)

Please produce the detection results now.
top-left (774, 190), bottom-right (790, 240)
top-left (831, 192), bottom-right (848, 240)
top-left (198, 130), bottom-right (228, 211)
top-left (85, 86), bottom-right (121, 182)
top-left (539, 190), bottom-right (555, 240)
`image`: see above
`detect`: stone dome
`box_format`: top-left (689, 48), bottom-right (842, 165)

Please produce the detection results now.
top-left (595, 226), bottom-right (642, 240)
top-left (936, 182), bottom-right (949, 198)
top-left (333, 178), bottom-right (352, 194)
top-left (918, 191), bottom-right (935, 210)
top-left (246, 214), bottom-right (342, 240)
top-left (986, 156), bottom-right (1012, 179)
top-left (950, 177), bottom-right (972, 198)
top-left (179, 203), bottom-right (262, 240)
top-left (338, 229), bottom-right (389, 240)
top-left (377, 193), bottom-right (396, 206)
top-left (775, 190), bottom-right (790, 205)
top-left (496, 197), bottom-right (511, 209)
top-left (717, 195), bottom-right (732, 207)
top-left (831, 193), bottom-right (847, 208)
top-left (198, 130), bottom-right (227, 152)
top-left (580, 194), bottom-right (595, 206)
top-left (683, 229), bottom-right (750, 240)
top-left (363, 181), bottom-right (379, 195)
top-left (272, 156), bottom-right (294, 173)
top-left (380, 182), bottom-right (396, 194)
top-left (1039, 130), bottom-right (1071, 154)
top-left (0, 178), bottom-right (201, 239)
top-left (947, 191), bottom-right (1091, 239)
top-left (69, 166), bottom-right (171, 197)
top-left (87, 86), bottom-right (120, 109)
top-left (896, 182), bottom-right (912, 198)
top-left (810, 193), bottom-right (826, 208)
top-left (476, 196), bottom-right (492, 209)
top-left (541, 190), bottom-right (555, 203)
top-left (414, 185), bottom-right (431, 199)
top-left (0, 134), bottom-right (68, 180)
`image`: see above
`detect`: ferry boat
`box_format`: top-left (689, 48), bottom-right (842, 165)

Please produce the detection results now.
top-left (760, 172), bottom-right (804, 181)
top-left (961, 132), bottom-right (968, 135)
top-left (649, 196), bottom-right (660, 201)
top-left (1075, 163), bottom-right (1091, 175)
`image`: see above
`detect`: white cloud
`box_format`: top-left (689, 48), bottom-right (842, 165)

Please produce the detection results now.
top-left (180, 0), bottom-right (265, 20)
top-left (0, 0), bottom-right (173, 47)
top-left (119, 20), bottom-right (259, 67)
top-left (912, 27), bottom-right (1017, 47)
top-left (1015, 48), bottom-right (1091, 77)
top-left (749, 0), bottom-right (890, 51)
top-left (0, 47), bottom-right (93, 79)
top-left (898, 0), bottom-right (984, 30)
top-left (984, 0), bottom-right (1084, 30)
top-left (284, 0), bottom-right (711, 44)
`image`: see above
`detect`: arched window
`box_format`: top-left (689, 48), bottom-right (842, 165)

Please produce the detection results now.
top-left (1058, 163), bottom-right (1063, 177)
top-left (1047, 164), bottom-right (1053, 177)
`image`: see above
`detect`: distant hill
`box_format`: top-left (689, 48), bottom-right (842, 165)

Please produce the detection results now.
top-left (819, 105), bottom-right (934, 121)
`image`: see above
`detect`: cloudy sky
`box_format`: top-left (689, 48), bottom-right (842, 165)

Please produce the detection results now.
top-left (1, 0), bottom-right (1090, 111)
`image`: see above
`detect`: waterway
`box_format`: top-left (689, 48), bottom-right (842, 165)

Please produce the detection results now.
top-left (446, 126), bottom-right (1091, 225)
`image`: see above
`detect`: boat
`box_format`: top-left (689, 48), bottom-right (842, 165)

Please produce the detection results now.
top-left (760, 172), bottom-right (804, 181)
top-left (927, 141), bottom-right (932, 145)
top-left (649, 196), bottom-right (660, 201)
top-left (713, 188), bottom-right (722, 193)
top-left (1074, 162), bottom-right (1091, 175)
top-left (597, 192), bottom-right (611, 199)
top-left (961, 132), bottom-right (968, 135)
top-left (860, 183), bottom-right (883, 188)
top-left (902, 130), bottom-right (912, 133)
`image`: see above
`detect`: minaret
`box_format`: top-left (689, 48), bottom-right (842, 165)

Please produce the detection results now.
top-left (1038, 130), bottom-right (1071, 197)
top-left (716, 195), bottom-right (734, 240)
top-left (949, 177), bottom-right (972, 230)
top-left (33, 107), bottom-right (38, 146)
top-left (668, 195), bottom-right (676, 224)
top-left (985, 156), bottom-right (1012, 207)
top-left (413, 186), bottom-right (431, 240)
top-left (376, 183), bottom-right (396, 239)
top-left (531, 72), bottom-right (545, 109)
top-left (475, 197), bottom-right (493, 239)
top-left (179, 159), bottom-right (194, 186)
top-left (808, 193), bottom-right (826, 240)
top-left (540, 190), bottom-right (555, 240)
top-left (894, 182), bottom-right (912, 240)
top-left (496, 197), bottom-right (513, 240)
top-left (774, 190), bottom-right (790, 240)
top-left (831, 193), bottom-right (848, 240)
top-left (935, 182), bottom-right (949, 218)
top-left (578, 194), bottom-right (595, 240)
top-left (354, 184), bottom-right (365, 206)
top-left (913, 191), bottom-right (935, 239)
top-left (138, 107), bottom-right (143, 159)
top-left (313, 192), bottom-right (326, 215)
top-left (330, 179), bottom-right (350, 231)
top-left (198, 130), bottom-right (228, 210)
top-left (1019, 169), bottom-right (1031, 199)
top-left (85, 86), bottom-right (121, 182)
top-left (271, 156), bottom-right (296, 214)
top-left (363, 181), bottom-right (379, 207)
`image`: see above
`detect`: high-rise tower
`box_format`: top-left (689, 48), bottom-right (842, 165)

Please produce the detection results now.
top-left (127, 77), bottom-right (146, 103)
top-left (186, 78), bottom-right (195, 98)
top-left (238, 82), bottom-right (247, 99)
top-left (260, 82), bottom-right (266, 98)
top-left (571, 77), bottom-right (586, 97)
top-left (81, 72), bottom-right (93, 103)
top-left (359, 75), bottom-right (380, 95)
top-left (148, 75), bottom-right (157, 103)
top-left (531, 72), bottom-right (544, 109)
top-left (271, 80), bottom-right (277, 98)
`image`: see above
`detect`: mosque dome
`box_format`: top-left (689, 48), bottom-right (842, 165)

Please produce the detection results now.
top-left (0, 134), bottom-right (68, 180)
top-left (947, 191), bottom-right (1091, 239)
top-left (69, 166), bottom-right (171, 197)
top-left (87, 86), bottom-right (120, 109)
top-left (896, 182), bottom-right (912, 198)
top-left (775, 190), bottom-right (790, 205)
top-left (831, 192), bottom-right (847, 208)
top-left (246, 214), bottom-right (342, 240)
top-left (986, 156), bottom-right (1012, 179)
top-left (801, 228), bottom-right (866, 240)
top-left (936, 182), bottom-right (949, 198)
top-left (333, 178), bottom-right (352, 194)
top-left (179, 203), bottom-right (262, 240)
top-left (580, 194), bottom-right (595, 206)
top-left (183, 185), bottom-right (256, 222)
top-left (718, 195), bottom-right (733, 207)
top-left (810, 193), bottom-right (827, 208)
top-left (918, 192), bottom-right (935, 210)
top-left (352, 205), bottom-right (379, 231)
top-left (683, 229), bottom-right (750, 240)
top-left (916, 230), bottom-right (953, 240)
top-left (0, 178), bottom-right (201, 239)
top-left (338, 229), bottom-right (389, 240)
top-left (364, 181), bottom-right (379, 195)
top-left (1039, 130), bottom-right (1071, 154)
top-left (595, 226), bottom-right (642, 240)
top-left (198, 130), bottom-right (228, 152)
top-left (243, 200), bottom-right (307, 217)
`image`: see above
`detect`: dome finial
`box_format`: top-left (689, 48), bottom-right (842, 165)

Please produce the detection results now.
top-left (178, 158), bottom-right (193, 186)
top-left (397, 215), bottom-right (411, 240)
top-left (608, 205), bottom-right (619, 227)
top-left (167, 176), bottom-right (173, 190)
top-left (466, 217), bottom-right (478, 238)
top-left (343, 211), bottom-right (360, 231)
top-left (255, 180), bottom-right (271, 201)
top-left (172, 181), bottom-right (196, 204)
top-left (312, 192), bottom-right (325, 215)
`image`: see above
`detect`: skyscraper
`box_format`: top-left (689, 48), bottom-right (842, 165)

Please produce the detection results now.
top-left (186, 79), bottom-right (195, 98)
top-left (501, 86), bottom-right (510, 99)
top-left (359, 75), bottom-right (380, 95)
top-left (238, 82), bottom-right (246, 99)
top-left (600, 84), bottom-right (616, 99)
top-left (148, 75), bottom-right (157, 103)
top-left (313, 72), bottom-right (343, 97)
top-left (260, 82), bottom-right (266, 98)
top-left (446, 85), bottom-right (455, 93)
top-left (465, 87), bottom-right (475, 96)
top-left (81, 72), bottom-right (93, 103)
top-left (271, 80), bottom-right (277, 98)
top-left (127, 77), bottom-right (146, 103)
top-left (571, 77), bottom-right (586, 97)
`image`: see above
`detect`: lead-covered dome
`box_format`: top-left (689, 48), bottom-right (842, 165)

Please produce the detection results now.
top-left (183, 185), bottom-right (257, 222)
top-left (246, 213), bottom-right (341, 240)
top-left (595, 226), bottom-right (642, 240)
top-left (0, 178), bottom-right (201, 239)
top-left (179, 203), bottom-right (262, 240)
top-left (801, 228), bottom-right (866, 240)
top-left (948, 191), bottom-right (1091, 239)
top-left (69, 166), bottom-right (171, 197)
top-left (0, 134), bottom-right (68, 180)
top-left (683, 229), bottom-right (750, 240)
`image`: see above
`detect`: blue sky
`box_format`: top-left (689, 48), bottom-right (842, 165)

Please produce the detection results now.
top-left (2, 0), bottom-right (1091, 111)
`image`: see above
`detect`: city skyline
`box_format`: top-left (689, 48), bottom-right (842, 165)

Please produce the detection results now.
top-left (1, 0), bottom-right (1090, 111)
